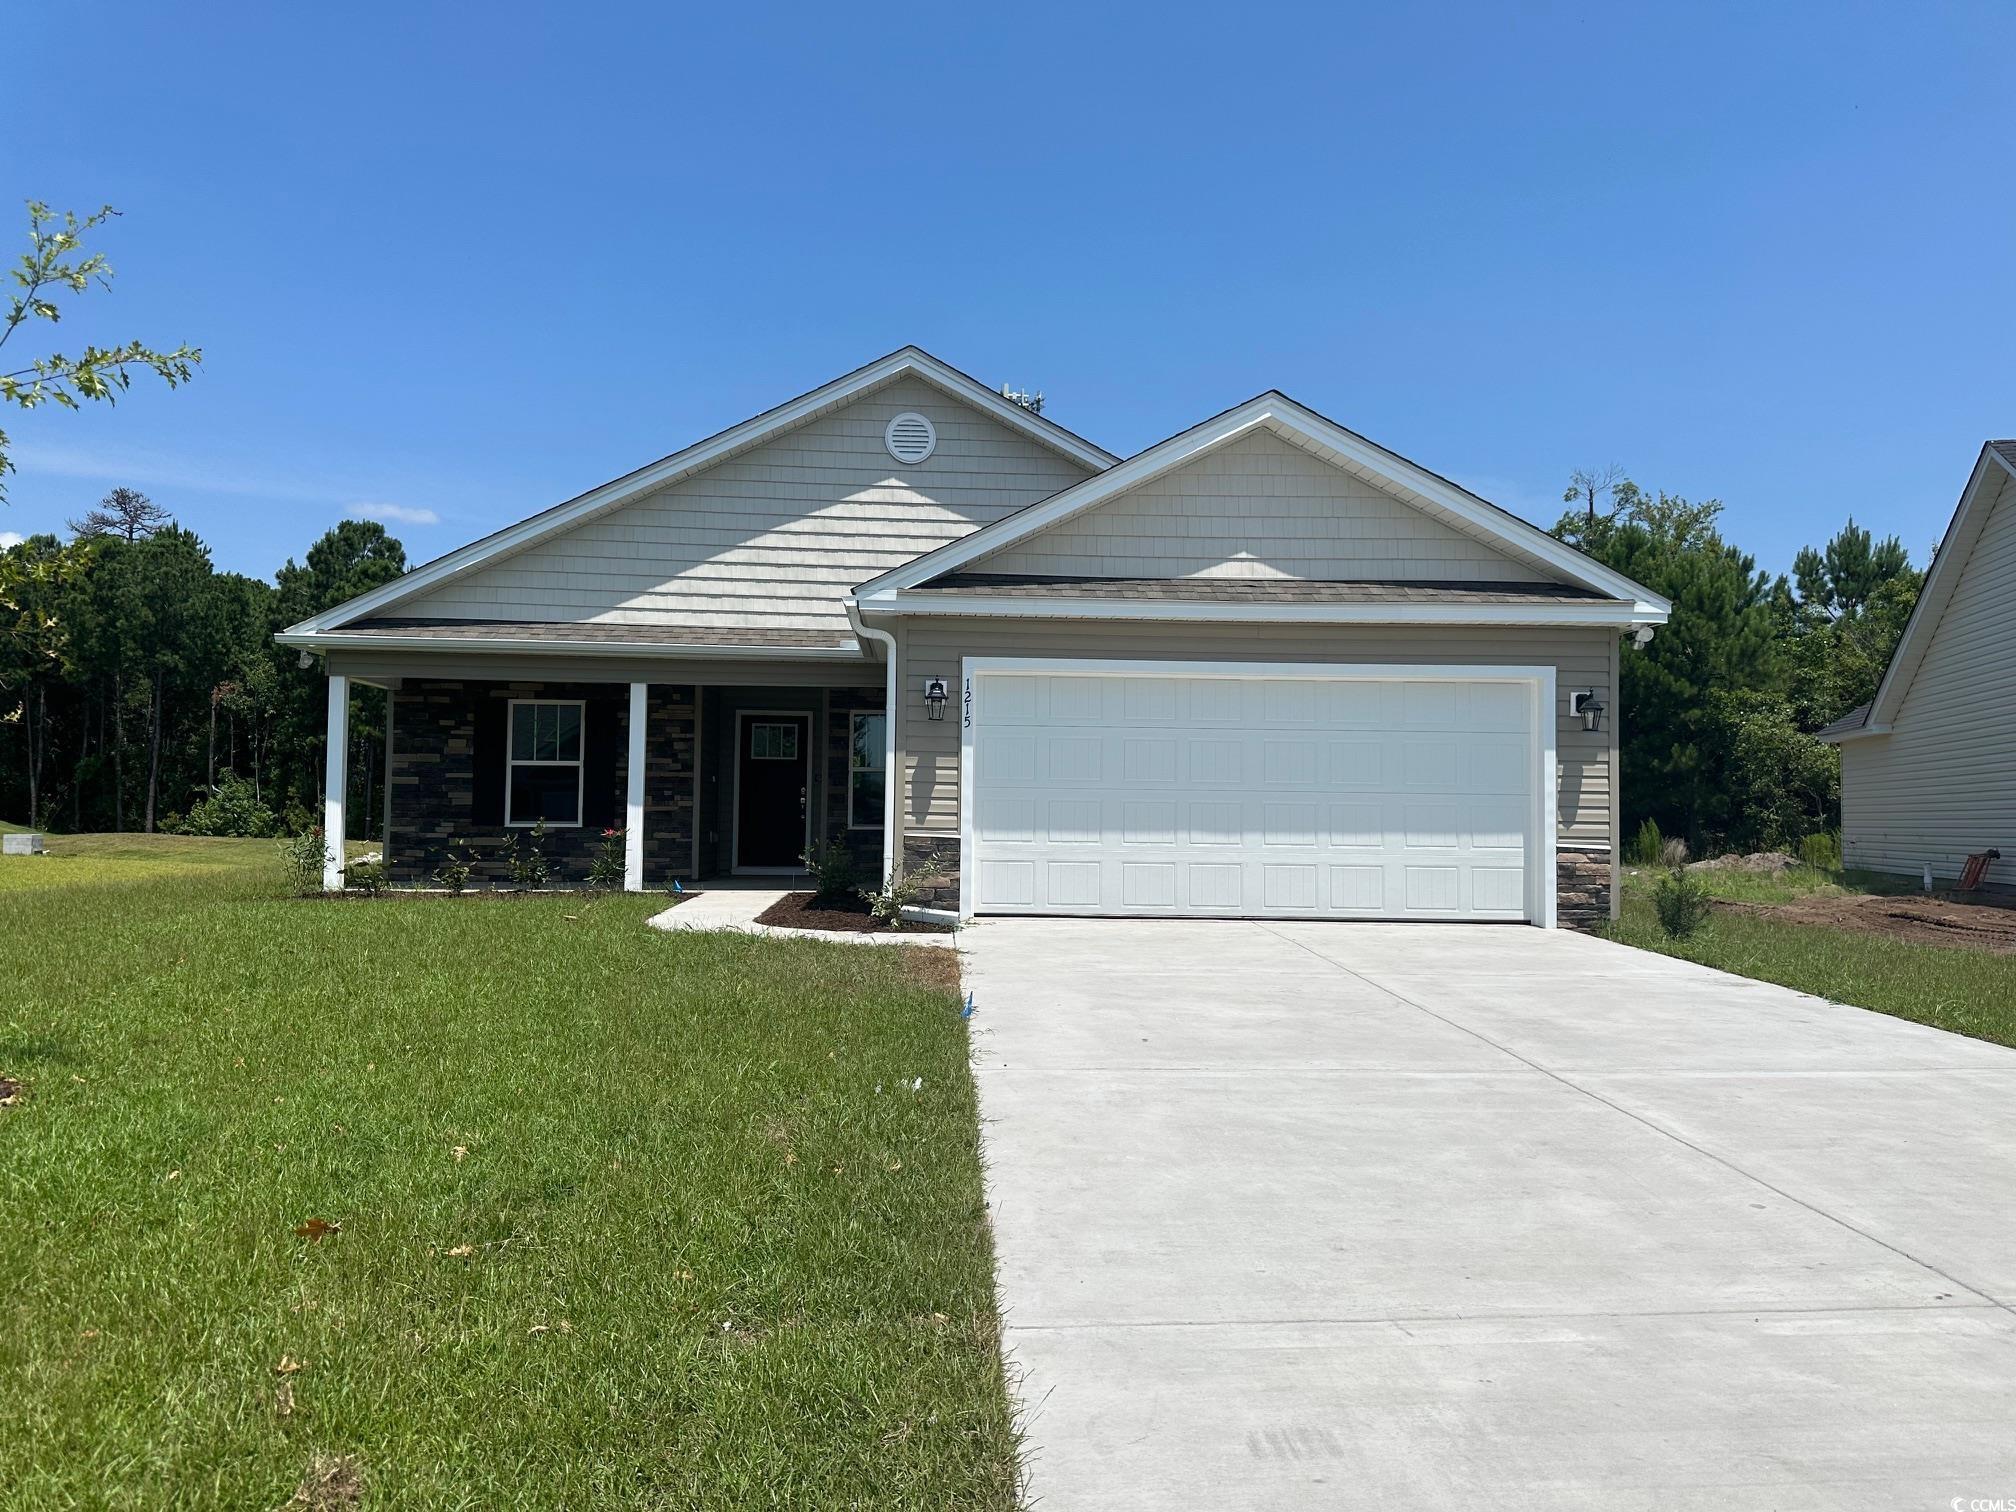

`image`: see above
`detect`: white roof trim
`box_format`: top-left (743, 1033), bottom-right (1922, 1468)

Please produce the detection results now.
top-left (853, 590), bottom-right (1652, 628)
top-left (1865, 442), bottom-right (2016, 728)
top-left (276, 630), bottom-right (868, 659)
top-left (285, 347), bottom-right (1119, 636)
top-left (855, 393), bottom-right (1671, 618)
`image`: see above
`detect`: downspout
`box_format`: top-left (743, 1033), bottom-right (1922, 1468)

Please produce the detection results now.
top-left (844, 598), bottom-right (898, 886)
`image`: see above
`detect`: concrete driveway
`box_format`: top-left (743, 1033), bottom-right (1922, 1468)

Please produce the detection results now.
top-left (962, 918), bottom-right (2016, 1511)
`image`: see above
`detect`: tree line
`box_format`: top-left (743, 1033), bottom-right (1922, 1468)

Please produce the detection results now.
top-left (1551, 475), bottom-right (1922, 854)
top-left (2, 474), bottom-right (1928, 858)
top-left (0, 488), bottom-right (405, 836)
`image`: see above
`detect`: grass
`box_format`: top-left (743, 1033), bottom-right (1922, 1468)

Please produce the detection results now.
top-left (0, 837), bottom-right (1010, 1508)
top-left (1616, 860), bottom-right (1919, 906)
top-left (1610, 869), bottom-right (2016, 1049)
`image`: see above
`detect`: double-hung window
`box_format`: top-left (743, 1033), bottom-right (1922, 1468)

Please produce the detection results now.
top-left (507, 699), bottom-right (584, 826)
top-left (848, 711), bottom-right (886, 829)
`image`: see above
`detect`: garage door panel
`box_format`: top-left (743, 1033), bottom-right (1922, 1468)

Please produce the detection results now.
top-left (970, 670), bottom-right (1538, 921)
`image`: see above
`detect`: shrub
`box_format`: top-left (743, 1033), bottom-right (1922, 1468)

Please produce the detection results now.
top-left (342, 859), bottom-right (388, 896)
top-left (869, 858), bottom-right (942, 929)
top-left (1660, 836), bottom-right (1690, 868)
top-left (587, 828), bottom-right (626, 890)
top-left (1628, 817), bottom-right (1664, 866)
top-left (1652, 867), bottom-right (1712, 939)
top-left (276, 827), bottom-right (329, 897)
top-left (432, 847), bottom-right (473, 894)
top-left (801, 838), bottom-right (859, 907)
top-left (508, 820), bottom-right (550, 891)
top-left (165, 772), bottom-right (279, 837)
top-left (1798, 830), bottom-right (1841, 871)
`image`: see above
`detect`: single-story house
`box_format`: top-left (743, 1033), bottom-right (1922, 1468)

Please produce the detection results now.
top-left (278, 348), bottom-right (1670, 926)
top-left (1817, 441), bottom-right (2016, 891)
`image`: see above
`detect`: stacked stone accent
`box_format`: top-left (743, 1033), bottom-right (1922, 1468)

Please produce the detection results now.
top-left (901, 834), bottom-right (962, 909)
top-left (823, 689), bottom-right (886, 884)
top-left (388, 679), bottom-right (694, 888)
top-left (1556, 849), bottom-right (1612, 931)
top-left (641, 687), bottom-right (698, 887)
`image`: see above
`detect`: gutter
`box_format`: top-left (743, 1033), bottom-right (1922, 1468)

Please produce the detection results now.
top-left (843, 598), bottom-right (899, 886)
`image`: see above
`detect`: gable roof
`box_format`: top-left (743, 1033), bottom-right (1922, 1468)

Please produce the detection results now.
top-left (1832, 440), bottom-right (2016, 741)
top-left (852, 392), bottom-right (1670, 622)
top-left (285, 347), bottom-right (1119, 637)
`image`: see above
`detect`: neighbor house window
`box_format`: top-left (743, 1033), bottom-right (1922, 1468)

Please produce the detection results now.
top-left (849, 711), bottom-right (886, 828)
top-left (507, 699), bottom-right (584, 826)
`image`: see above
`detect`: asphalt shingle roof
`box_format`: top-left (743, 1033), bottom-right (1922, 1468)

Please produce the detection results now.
top-left (337, 618), bottom-right (855, 650)
top-left (1814, 702), bottom-right (1872, 740)
top-left (908, 573), bottom-right (1617, 605)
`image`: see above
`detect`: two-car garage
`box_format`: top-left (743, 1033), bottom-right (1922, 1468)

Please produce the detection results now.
top-left (960, 660), bottom-right (1555, 924)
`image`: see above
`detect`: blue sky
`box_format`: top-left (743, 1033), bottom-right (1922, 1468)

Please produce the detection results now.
top-left (6, 2), bottom-right (2012, 580)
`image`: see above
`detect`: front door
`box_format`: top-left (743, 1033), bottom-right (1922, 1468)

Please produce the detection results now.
top-left (735, 713), bottom-right (812, 871)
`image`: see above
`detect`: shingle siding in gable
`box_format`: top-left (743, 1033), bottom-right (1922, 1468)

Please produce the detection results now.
top-left (973, 429), bottom-right (1554, 583)
top-left (1840, 469), bottom-right (2016, 888)
top-left (404, 375), bottom-right (1095, 634)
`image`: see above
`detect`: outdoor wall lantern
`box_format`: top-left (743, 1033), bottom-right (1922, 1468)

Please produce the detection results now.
top-left (923, 676), bottom-right (950, 721)
top-left (1572, 691), bottom-right (1606, 733)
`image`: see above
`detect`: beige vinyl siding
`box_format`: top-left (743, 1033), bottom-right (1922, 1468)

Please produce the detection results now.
top-left (974, 430), bottom-right (1554, 583)
top-left (407, 376), bottom-right (1095, 634)
top-left (1840, 469), bottom-right (2016, 888)
top-left (893, 619), bottom-right (1616, 848)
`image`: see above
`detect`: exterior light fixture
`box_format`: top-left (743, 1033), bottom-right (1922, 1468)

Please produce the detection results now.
top-left (1572, 691), bottom-right (1606, 733)
top-left (923, 676), bottom-right (950, 721)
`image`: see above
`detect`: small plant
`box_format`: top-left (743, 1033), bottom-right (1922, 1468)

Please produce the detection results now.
top-left (588, 828), bottom-right (626, 890)
top-left (342, 859), bottom-right (389, 896)
top-left (869, 858), bottom-right (942, 929)
top-left (164, 772), bottom-right (279, 837)
top-left (801, 838), bottom-right (859, 907)
top-left (1798, 830), bottom-right (1841, 871)
top-left (1628, 817), bottom-right (1664, 866)
top-left (508, 820), bottom-right (550, 891)
top-left (1659, 836), bottom-right (1690, 868)
top-left (1652, 866), bottom-right (1712, 940)
top-left (276, 827), bottom-right (330, 897)
top-left (432, 846), bottom-right (473, 894)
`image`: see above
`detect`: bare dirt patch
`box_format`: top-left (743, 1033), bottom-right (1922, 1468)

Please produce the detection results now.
top-left (753, 892), bottom-right (954, 935)
top-left (1718, 891), bottom-right (2016, 953)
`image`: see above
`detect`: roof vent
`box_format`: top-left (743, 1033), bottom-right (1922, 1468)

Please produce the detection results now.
top-left (884, 411), bottom-right (937, 465)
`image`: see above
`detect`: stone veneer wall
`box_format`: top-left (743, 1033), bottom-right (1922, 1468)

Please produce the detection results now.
top-left (823, 690), bottom-right (886, 884)
top-left (1555, 849), bottom-right (1612, 931)
top-left (388, 679), bottom-right (695, 887)
top-left (902, 837), bottom-right (1614, 925)
top-left (641, 686), bottom-right (699, 887)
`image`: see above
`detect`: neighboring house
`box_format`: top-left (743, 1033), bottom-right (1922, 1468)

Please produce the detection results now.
top-left (1817, 441), bottom-right (2016, 891)
top-left (278, 348), bottom-right (1669, 926)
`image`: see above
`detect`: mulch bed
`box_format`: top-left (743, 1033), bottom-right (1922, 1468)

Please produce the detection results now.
top-left (753, 892), bottom-right (954, 935)
top-left (1717, 892), bottom-right (2016, 954)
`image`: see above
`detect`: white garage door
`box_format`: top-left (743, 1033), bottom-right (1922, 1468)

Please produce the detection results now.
top-left (965, 665), bottom-right (1543, 921)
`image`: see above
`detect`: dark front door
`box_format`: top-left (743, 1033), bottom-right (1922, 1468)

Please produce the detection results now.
top-left (735, 713), bottom-right (811, 869)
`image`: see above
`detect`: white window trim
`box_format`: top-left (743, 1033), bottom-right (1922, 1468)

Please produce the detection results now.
top-left (505, 697), bottom-right (587, 829)
top-left (955, 658), bottom-right (1557, 928)
top-left (848, 710), bottom-right (887, 830)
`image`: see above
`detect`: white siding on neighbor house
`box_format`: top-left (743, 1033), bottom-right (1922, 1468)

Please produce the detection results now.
top-left (893, 620), bottom-right (1617, 848)
top-left (1841, 469), bottom-right (2016, 888)
top-left (406, 376), bottom-right (1095, 635)
top-left (972, 429), bottom-right (1555, 583)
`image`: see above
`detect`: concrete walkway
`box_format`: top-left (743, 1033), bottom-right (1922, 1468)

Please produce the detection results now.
top-left (646, 880), bottom-right (958, 947)
top-left (962, 918), bottom-right (2016, 1510)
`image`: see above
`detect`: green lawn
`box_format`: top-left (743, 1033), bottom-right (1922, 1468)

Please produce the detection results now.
top-left (1610, 869), bottom-right (2016, 1050)
top-left (0, 838), bottom-right (1011, 1508)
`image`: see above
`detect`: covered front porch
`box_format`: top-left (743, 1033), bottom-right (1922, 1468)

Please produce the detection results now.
top-left (317, 648), bottom-right (889, 893)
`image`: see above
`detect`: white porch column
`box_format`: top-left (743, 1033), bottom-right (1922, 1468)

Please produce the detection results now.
top-left (624, 681), bottom-right (647, 891)
top-left (322, 674), bottom-right (348, 890)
